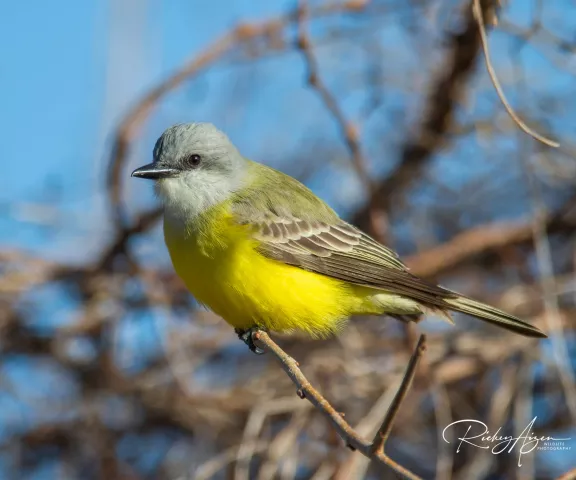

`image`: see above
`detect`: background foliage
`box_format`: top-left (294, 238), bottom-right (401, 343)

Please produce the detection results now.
top-left (1, 0), bottom-right (575, 478)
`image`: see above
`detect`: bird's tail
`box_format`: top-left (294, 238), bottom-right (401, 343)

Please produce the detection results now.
top-left (443, 296), bottom-right (546, 338)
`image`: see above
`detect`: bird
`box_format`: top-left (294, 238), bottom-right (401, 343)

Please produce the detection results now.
top-left (131, 122), bottom-right (546, 352)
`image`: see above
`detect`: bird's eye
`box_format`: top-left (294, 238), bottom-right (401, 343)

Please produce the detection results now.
top-left (185, 154), bottom-right (202, 168)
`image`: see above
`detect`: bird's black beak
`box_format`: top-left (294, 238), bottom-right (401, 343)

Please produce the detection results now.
top-left (131, 163), bottom-right (179, 180)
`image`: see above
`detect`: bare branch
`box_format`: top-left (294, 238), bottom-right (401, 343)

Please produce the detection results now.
top-left (106, 32), bottom-right (237, 228)
top-left (557, 468), bottom-right (576, 480)
top-left (296, 1), bottom-right (370, 190)
top-left (404, 192), bottom-right (576, 278)
top-left (353, 0), bottom-right (495, 232)
top-left (472, 0), bottom-right (559, 148)
top-left (296, 0), bottom-right (388, 241)
top-left (370, 335), bottom-right (426, 455)
top-left (106, 0), bottom-right (374, 230)
top-left (253, 330), bottom-right (427, 480)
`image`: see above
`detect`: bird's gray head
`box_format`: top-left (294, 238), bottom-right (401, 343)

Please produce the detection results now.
top-left (132, 123), bottom-right (249, 219)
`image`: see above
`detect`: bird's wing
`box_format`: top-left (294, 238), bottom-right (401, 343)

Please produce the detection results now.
top-left (230, 166), bottom-right (454, 305)
top-left (252, 217), bottom-right (453, 303)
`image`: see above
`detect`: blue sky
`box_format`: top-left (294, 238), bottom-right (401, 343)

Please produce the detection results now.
top-left (0, 0), bottom-right (301, 258)
top-left (3, 0), bottom-right (573, 261)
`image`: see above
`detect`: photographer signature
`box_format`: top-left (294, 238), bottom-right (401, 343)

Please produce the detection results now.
top-left (442, 417), bottom-right (571, 466)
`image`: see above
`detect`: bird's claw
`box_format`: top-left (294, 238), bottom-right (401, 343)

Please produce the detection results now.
top-left (235, 327), bottom-right (266, 355)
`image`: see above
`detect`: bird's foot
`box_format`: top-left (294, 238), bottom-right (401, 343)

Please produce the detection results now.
top-left (235, 327), bottom-right (266, 355)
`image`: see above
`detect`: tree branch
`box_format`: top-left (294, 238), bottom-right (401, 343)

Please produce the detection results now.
top-left (404, 192), bottom-right (576, 278)
top-left (253, 330), bottom-right (427, 480)
top-left (353, 0), bottom-right (498, 234)
top-left (106, 0), bottom-right (371, 230)
top-left (295, 0), bottom-right (387, 240)
top-left (557, 467), bottom-right (576, 480)
top-left (103, 1), bottom-right (375, 268)
top-left (472, 0), bottom-right (559, 148)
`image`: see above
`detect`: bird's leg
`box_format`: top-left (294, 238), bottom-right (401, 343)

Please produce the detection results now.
top-left (235, 327), bottom-right (266, 355)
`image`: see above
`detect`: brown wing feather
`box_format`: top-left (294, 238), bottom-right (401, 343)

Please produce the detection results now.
top-left (228, 164), bottom-right (546, 338)
top-left (229, 164), bottom-right (455, 306)
top-left (243, 213), bottom-right (458, 307)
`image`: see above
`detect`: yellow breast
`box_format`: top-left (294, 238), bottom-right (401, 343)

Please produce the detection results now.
top-left (163, 203), bottom-right (371, 337)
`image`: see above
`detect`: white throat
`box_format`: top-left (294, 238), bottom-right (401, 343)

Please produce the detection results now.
top-left (156, 171), bottom-right (243, 229)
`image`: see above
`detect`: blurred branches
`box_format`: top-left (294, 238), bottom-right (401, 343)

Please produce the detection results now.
top-left (253, 331), bottom-right (426, 480)
top-left (472, 0), bottom-right (559, 148)
top-left (106, 0), bottom-right (368, 232)
top-left (354, 0), bottom-right (497, 235)
top-left (3, 0), bottom-right (576, 478)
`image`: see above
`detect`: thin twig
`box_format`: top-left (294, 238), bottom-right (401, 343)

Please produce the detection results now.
top-left (472, 0), bottom-right (559, 148)
top-left (106, 0), bottom-right (370, 229)
top-left (514, 353), bottom-right (535, 480)
top-left (235, 397), bottom-right (311, 480)
top-left (431, 383), bottom-right (454, 480)
top-left (296, 1), bottom-right (371, 190)
top-left (527, 179), bottom-right (576, 421)
top-left (253, 330), bottom-right (427, 480)
top-left (257, 413), bottom-right (309, 480)
top-left (353, 0), bottom-right (494, 231)
top-left (455, 364), bottom-right (519, 479)
top-left (106, 33), bottom-right (236, 228)
top-left (370, 334), bottom-right (427, 454)
top-left (557, 467), bottom-right (576, 480)
top-left (403, 191), bottom-right (576, 278)
top-left (512, 56), bottom-right (576, 422)
top-left (334, 381), bottom-right (402, 480)
top-left (194, 441), bottom-right (269, 480)
top-left (296, 0), bottom-right (388, 242)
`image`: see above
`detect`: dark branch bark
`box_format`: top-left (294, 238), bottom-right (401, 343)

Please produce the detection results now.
top-left (353, 0), bottom-right (498, 234)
